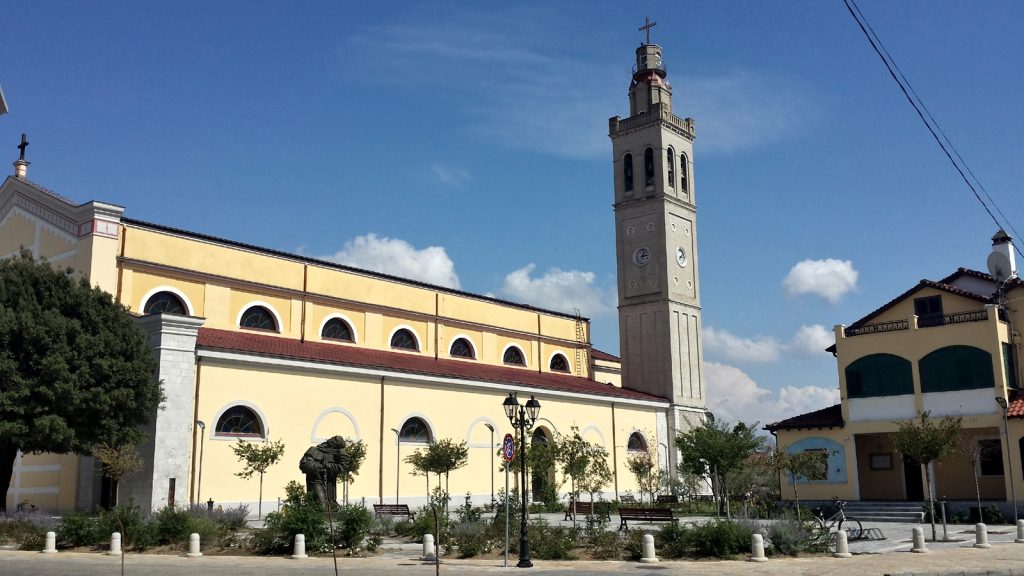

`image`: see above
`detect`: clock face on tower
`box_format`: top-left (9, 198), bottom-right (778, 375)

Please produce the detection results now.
top-left (633, 246), bottom-right (651, 268)
top-left (675, 246), bottom-right (688, 268)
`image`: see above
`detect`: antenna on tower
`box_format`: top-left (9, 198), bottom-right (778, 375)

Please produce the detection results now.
top-left (0, 84), bottom-right (8, 116)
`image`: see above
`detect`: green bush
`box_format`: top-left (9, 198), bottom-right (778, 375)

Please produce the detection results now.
top-left (622, 529), bottom-right (648, 561)
top-left (526, 518), bottom-right (578, 560)
top-left (764, 517), bottom-right (814, 556)
top-left (334, 503), bottom-right (372, 552)
top-left (490, 488), bottom-right (522, 555)
top-left (682, 519), bottom-right (757, 558)
top-left (654, 520), bottom-right (689, 558)
top-left (252, 481), bottom-right (329, 554)
top-left (0, 509), bottom-right (52, 550)
top-left (56, 511), bottom-right (104, 548)
top-left (99, 500), bottom-right (155, 551)
top-left (452, 521), bottom-right (492, 558)
top-left (588, 529), bottom-right (623, 560)
top-left (153, 506), bottom-right (196, 545)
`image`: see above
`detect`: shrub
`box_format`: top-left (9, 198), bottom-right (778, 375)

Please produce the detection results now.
top-left (452, 521), bottom-right (492, 558)
top-left (588, 529), bottom-right (623, 560)
top-left (252, 481), bottom-right (329, 554)
top-left (153, 506), bottom-right (196, 545)
top-left (99, 500), bottom-right (155, 551)
top-left (56, 511), bottom-right (104, 548)
top-left (622, 529), bottom-right (648, 561)
top-left (0, 509), bottom-right (53, 550)
top-left (455, 493), bottom-right (482, 524)
top-left (654, 520), bottom-right (689, 558)
top-left (335, 503), bottom-right (373, 552)
top-left (682, 519), bottom-right (757, 558)
top-left (764, 517), bottom-right (814, 556)
top-left (527, 518), bottom-right (578, 560)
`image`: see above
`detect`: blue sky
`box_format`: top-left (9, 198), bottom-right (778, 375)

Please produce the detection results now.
top-left (3, 1), bottom-right (1021, 426)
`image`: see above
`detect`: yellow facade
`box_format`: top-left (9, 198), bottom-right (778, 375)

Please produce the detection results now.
top-left (1, 175), bottom-right (670, 513)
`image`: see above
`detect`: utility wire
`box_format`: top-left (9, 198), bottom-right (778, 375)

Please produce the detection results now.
top-left (843, 0), bottom-right (1023, 258)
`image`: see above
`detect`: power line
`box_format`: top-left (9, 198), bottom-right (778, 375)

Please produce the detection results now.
top-left (842, 0), bottom-right (1023, 258)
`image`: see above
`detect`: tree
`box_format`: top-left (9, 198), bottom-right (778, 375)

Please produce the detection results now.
top-left (576, 445), bottom-right (613, 510)
top-left (760, 449), bottom-right (827, 521)
top-left (0, 251), bottom-right (162, 513)
top-left (92, 441), bottom-right (144, 509)
top-left (955, 432), bottom-right (987, 522)
top-left (893, 411), bottom-right (962, 541)
top-left (337, 439), bottom-right (367, 505)
top-left (556, 428), bottom-right (611, 526)
top-left (233, 438), bottom-right (286, 519)
top-left (407, 438), bottom-right (469, 512)
top-left (676, 417), bottom-right (764, 519)
top-left (625, 441), bottom-right (663, 506)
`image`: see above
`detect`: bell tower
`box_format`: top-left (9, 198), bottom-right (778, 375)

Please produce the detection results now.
top-left (609, 35), bottom-right (707, 440)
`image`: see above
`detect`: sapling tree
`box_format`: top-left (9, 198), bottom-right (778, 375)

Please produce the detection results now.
top-left (893, 411), bottom-right (962, 541)
top-left (92, 441), bottom-right (144, 509)
top-left (233, 438), bottom-right (286, 519)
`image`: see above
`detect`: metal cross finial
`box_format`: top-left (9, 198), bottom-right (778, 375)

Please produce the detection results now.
top-left (638, 16), bottom-right (657, 45)
top-left (17, 133), bottom-right (28, 161)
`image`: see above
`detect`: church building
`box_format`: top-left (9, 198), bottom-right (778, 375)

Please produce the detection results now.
top-left (1, 36), bottom-right (709, 513)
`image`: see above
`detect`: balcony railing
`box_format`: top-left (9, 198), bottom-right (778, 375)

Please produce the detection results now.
top-left (844, 308), bottom-right (993, 337)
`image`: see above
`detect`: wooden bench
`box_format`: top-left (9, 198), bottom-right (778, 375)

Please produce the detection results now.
top-left (373, 503), bottom-right (415, 521)
top-left (563, 499), bottom-right (610, 521)
top-left (618, 507), bottom-right (674, 530)
top-left (656, 494), bottom-right (679, 505)
top-left (619, 494), bottom-right (637, 504)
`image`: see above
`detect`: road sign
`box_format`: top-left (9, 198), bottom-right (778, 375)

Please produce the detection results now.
top-left (502, 433), bottom-right (515, 462)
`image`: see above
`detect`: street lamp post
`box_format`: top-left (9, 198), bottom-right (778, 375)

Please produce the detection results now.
top-left (195, 420), bottom-right (206, 506)
top-left (996, 396), bottom-right (1018, 523)
top-left (391, 428), bottom-right (401, 505)
top-left (503, 393), bottom-right (541, 569)
top-left (484, 423), bottom-right (495, 506)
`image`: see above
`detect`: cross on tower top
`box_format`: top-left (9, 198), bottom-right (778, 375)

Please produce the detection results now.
top-left (638, 16), bottom-right (657, 45)
top-left (17, 133), bottom-right (28, 161)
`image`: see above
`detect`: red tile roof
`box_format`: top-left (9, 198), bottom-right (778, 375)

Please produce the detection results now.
top-left (196, 328), bottom-right (665, 403)
top-left (1006, 390), bottom-right (1024, 419)
top-left (765, 404), bottom-right (843, 432)
top-left (591, 349), bottom-right (620, 362)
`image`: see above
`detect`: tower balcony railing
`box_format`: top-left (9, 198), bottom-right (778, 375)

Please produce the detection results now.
top-left (843, 307), bottom-right (999, 337)
top-left (611, 106), bottom-right (695, 138)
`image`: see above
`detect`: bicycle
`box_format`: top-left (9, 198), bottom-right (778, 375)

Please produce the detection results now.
top-left (806, 500), bottom-right (863, 551)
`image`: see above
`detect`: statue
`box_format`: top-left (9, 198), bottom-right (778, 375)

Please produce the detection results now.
top-left (299, 435), bottom-right (351, 507)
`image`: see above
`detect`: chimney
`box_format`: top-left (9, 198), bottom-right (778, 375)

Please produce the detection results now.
top-left (988, 229), bottom-right (1017, 282)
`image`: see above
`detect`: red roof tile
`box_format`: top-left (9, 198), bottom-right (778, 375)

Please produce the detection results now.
top-left (765, 404), bottom-right (843, 432)
top-left (1006, 390), bottom-right (1024, 419)
top-left (591, 349), bottom-right (620, 362)
top-left (196, 328), bottom-right (665, 403)
top-left (846, 273), bottom-right (991, 331)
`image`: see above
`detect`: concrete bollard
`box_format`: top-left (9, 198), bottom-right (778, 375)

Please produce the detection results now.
top-left (41, 531), bottom-right (57, 554)
top-left (107, 532), bottom-right (122, 556)
top-left (290, 533), bottom-right (308, 559)
top-left (748, 533), bottom-right (767, 562)
top-left (186, 532), bottom-right (203, 557)
top-left (974, 523), bottom-right (991, 549)
top-left (833, 529), bottom-right (852, 558)
top-left (1016, 519), bottom-right (1024, 544)
top-left (422, 533), bottom-right (436, 561)
top-left (640, 533), bottom-right (659, 563)
top-left (911, 527), bottom-right (929, 553)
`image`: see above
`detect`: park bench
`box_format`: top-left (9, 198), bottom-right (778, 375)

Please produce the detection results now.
top-left (618, 507), bottom-right (675, 530)
top-left (619, 494), bottom-right (637, 504)
top-left (373, 503), bottom-right (415, 521)
top-left (656, 494), bottom-right (679, 505)
top-left (563, 499), bottom-right (611, 522)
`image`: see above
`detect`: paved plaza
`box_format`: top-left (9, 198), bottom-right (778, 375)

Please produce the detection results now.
top-left (4, 516), bottom-right (1024, 575)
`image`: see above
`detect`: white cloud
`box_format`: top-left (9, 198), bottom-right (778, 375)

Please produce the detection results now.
top-left (788, 324), bottom-right (835, 356)
top-left (704, 324), bottom-right (835, 364)
top-left (705, 362), bottom-right (839, 427)
top-left (499, 263), bottom-right (612, 317)
top-left (316, 233), bottom-right (461, 289)
top-left (782, 258), bottom-right (859, 303)
top-left (703, 326), bottom-right (781, 363)
top-left (431, 164), bottom-right (471, 186)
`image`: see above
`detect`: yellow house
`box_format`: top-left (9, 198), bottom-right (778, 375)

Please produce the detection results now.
top-left (769, 233), bottom-right (1023, 515)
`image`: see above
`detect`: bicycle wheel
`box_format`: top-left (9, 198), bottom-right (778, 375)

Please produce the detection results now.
top-left (801, 516), bottom-right (827, 543)
top-left (839, 517), bottom-right (863, 541)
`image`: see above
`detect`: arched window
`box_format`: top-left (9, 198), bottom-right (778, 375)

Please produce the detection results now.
top-left (399, 417), bottom-right (432, 443)
top-left (143, 291), bottom-right (186, 315)
top-left (240, 305), bottom-right (278, 331)
top-left (215, 405), bottom-right (264, 437)
top-left (679, 152), bottom-right (689, 192)
top-left (643, 148), bottom-right (655, 188)
top-left (321, 317), bottom-right (354, 341)
top-left (449, 337), bottom-right (475, 359)
top-left (627, 431), bottom-right (648, 452)
top-left (845, 353), bottom-right (913, 398)
top-left (920, 345), bottom-right (994, 393)
top-left (503, 346), bottom-right (526, 367)
top-left (666, 148), bottom-right (675, 189)
top-left (623, 153), bottom-right (634, 193)
top-left (390, 328), bottom-right (419, 351)
top-left (549, 353), bottom-right (570, 373)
